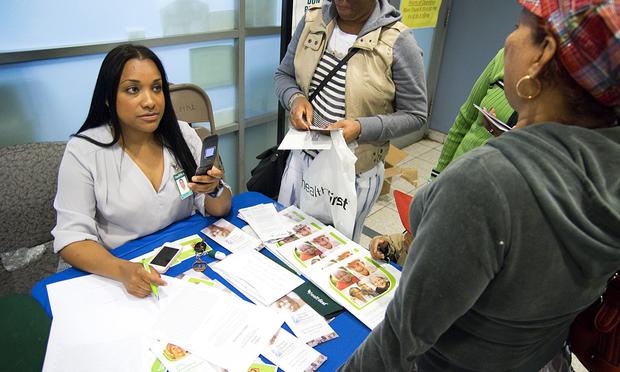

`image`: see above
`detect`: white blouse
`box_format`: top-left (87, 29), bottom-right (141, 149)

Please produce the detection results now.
top-left (52, 121), bottom-right (208, 251)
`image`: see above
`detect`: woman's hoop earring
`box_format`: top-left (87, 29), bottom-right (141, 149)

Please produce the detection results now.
top-left (516, 75), bottom-right (542, 100)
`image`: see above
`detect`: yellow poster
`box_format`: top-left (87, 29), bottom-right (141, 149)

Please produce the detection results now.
top-left (400, 0), bottom-right (443, 29)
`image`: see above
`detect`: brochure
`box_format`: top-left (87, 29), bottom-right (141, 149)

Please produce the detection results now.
top-left (263, 206), bottom-right (326, 272)
top-left (261, 329), bottom-right (327, 372)
top-left (202, 218), bottom-right (263, 253)
top-left (271, 291), bottom-right (338, 346)
top-left (152, 284), bottom-right (284, 372)
top-left (473, 104), bottom-right (512, 132)
top-left (150, 339), bottom-right (223, 372)
top-left (265, 208), bottom-right (401, 330)
top-left (247, 359), bottom-right (278, 372)
top-left (292, 281), bottom-right (344, 320)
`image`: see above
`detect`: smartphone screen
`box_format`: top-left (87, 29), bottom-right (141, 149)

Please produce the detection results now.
top-left (151, 246), bottom-right (180, 266)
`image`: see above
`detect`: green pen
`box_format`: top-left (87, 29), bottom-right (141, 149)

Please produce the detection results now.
top-left (141, 259), bottom-right (159, 300)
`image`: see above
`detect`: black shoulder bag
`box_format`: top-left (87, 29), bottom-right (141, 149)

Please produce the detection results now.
top-left (246, 48), bottom-right (359, 199)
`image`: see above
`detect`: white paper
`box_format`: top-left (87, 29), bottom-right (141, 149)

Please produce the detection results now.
top-left (261, 329), bottom-right (327, 372)
top-left (153, 284), bottom-right (284, 372)
top-left (260, 206), bottom-right (329, 275)
top-left (44, 276), bottom-right (189, 372)
top-left (150, 339), bottom-right (223, 372)
top-left (473, 104), bottom-right (512, 132)
top-left (47, 274), bottom-right (185, 315)
top-left (176, 269), bottom-right (232, 293)
top-left (241, 225), bottom-right (263, 242)
top-left (278, 128), bottom-right (332, 150)
top-left (211, 248), bottom-right (304, 306)
top-left (270, 206), bottom-right (326, 246)
top-left (201, 218), bottom-right (262, 253)
top-left (271, 292), bottom-right (338, 346)
top-left (43, 324), bottom-right (151, 372)
top-left (238, 203), bottom-right (294, 242)
top-left (309, 126), bottom-right (339, 133)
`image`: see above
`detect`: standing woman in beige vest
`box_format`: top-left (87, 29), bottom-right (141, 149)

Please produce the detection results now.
top-left (274, 0), bottom-right (428, 242)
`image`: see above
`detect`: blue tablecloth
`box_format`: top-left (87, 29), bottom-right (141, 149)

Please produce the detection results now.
top-left (32, 192), bottom-right (371, 370)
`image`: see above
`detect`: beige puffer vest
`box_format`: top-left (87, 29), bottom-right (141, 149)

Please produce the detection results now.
top-left (293, 5), bottom-right (408, 174)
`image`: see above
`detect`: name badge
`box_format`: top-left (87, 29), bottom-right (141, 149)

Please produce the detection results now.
top-left (173, 170), bottom-right (193, 200)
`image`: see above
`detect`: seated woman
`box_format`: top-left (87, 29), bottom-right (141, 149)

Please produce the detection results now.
top-left (52, 44), bottom-right (232, 298)
top-left (341, 0), bottom-right (619, 370)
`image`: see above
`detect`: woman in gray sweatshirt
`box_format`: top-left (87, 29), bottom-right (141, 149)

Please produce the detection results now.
top-left (340, 1), bottom-right (620, 370)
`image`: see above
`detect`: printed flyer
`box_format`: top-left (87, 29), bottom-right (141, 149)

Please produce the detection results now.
top-left (150, 339), bottom-right (223, 372)
top-left (202, 218), bottom-right (263, 253)
top-left (266, 207), bottom-right (401, 329)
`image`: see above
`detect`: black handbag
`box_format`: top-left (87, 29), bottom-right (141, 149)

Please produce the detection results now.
top-left (246, 146), bottom-right (290, 199)
top-left (246, 47), bottom-right (360, 199)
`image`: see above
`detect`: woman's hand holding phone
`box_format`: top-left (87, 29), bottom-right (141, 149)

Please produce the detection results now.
top-left (190, 166), bottom-right (223, 194)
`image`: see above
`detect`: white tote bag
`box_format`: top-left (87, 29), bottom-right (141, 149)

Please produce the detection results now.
top-left (299, 130), bottom-right (358, 238)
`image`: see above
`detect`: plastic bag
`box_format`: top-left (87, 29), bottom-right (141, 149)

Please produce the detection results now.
top-left (299, 131), bottom-right (357, 238)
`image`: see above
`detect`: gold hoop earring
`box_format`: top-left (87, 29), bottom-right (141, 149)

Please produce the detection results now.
top-left (516, 75), bottom-right (542, 100)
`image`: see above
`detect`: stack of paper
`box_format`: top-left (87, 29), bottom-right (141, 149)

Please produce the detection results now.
top-left (260, 206), bottom-right (327, 273)
top-left (211, 248), bottom-right (304, 306)
top-left (261, 329), bottom-right (327, 371)
top-left (42, 274), bottom-right (285, 372)
top-left (238, 203), bottom-right (295, 243)
top-left (201, 218), bottom-right (262, 253)
top-left (152, 284), bottom-right (285, 372)
top-left (43, 275), bottom-right (185, 372)
top-left (150, 338), bottom-right (223, 372)
top-left (270, 291), bottom-right (338, 347)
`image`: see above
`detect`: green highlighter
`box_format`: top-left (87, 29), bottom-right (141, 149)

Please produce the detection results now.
top-left (141, 259), bottom-right (159, 300)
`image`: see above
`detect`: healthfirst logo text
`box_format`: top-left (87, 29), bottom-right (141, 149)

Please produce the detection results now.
top-left (301, 179), bottom-right (350, 210)
top-left (307, 289), bottom-right (328, 306)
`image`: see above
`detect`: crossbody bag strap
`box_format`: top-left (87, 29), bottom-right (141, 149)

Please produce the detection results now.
top-left (308, 48), bottom-right (359, 103)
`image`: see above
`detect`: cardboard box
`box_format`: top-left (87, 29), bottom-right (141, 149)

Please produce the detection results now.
top-left (384, 144), bottom-right (408, 167)
top-left (380, 145), bottom-right (418, 196)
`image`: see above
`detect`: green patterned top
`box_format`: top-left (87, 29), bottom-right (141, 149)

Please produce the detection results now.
top-left (432, 49), bottom-right (514, 176)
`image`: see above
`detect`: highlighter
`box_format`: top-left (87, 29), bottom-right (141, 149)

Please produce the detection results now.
top-left (141, 259), bottom-right (160, 300)
top-left (206, 249), bottom-right (227, 260)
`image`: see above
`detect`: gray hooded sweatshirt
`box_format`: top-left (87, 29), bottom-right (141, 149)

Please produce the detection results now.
top-left (340, 123), bottom-right (620, 371)
top-left (273, 0), bottom-right (427, 142)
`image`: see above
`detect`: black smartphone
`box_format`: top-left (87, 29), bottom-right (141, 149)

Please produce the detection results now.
top-left (196, 134), bottom-right (218, 176)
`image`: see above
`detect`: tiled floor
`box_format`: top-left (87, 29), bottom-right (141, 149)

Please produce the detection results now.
top-left (359, 138), bottom-right (441, 249)
top-left (359, 137), bottom-right (588, 372)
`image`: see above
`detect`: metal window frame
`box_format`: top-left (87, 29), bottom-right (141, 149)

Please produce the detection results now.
top-left (0, 15), bottom-right (281, 193)
top-left (0, 0), bottom-right (452, 190)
